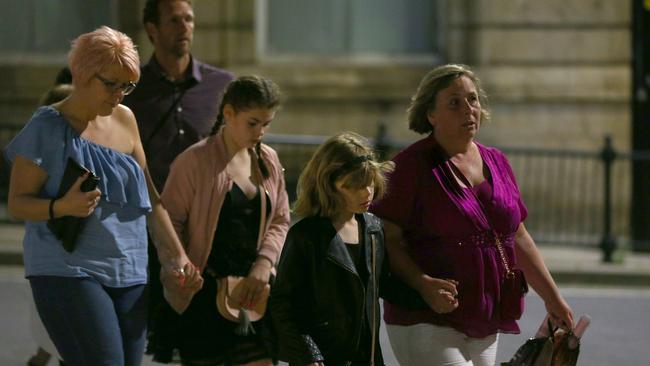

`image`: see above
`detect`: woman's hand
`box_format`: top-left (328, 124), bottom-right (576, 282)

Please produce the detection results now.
top-left (162, 260), bottom-right (203, 296)
top-left (545, 295), bottom-right (574, 330)
top-left (160, 262), bottom-right (202, 314)
top-left (57, 173), bottom-right (102, 217)
top-left (418, 276), bottom-right (459, 314)
top-left (239, 257), bottom-right (273, 308)
top-left (514, 223), bottom-right (574, 330)
top-left (160, 259), bottom-right (203, 314)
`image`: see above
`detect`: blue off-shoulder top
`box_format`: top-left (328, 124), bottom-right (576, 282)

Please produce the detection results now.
top-left (4, 106), bottom-right (152, 287)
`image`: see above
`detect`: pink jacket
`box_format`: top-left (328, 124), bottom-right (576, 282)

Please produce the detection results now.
top-left (160, 133), bottom-right (290, 312)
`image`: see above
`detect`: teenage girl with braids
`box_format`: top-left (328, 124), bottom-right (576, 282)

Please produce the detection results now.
top-left (148, 75), bottom-right (290, 366)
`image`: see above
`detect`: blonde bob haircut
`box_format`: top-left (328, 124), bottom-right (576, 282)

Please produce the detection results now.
top-left (68, 26), bottom-right (140, 86)
top-left (294, 132), bottom-right (394, 219)
top-left (408, 64), bottom-right (490, 135)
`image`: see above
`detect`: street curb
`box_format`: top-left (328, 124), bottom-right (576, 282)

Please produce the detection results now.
top-left (551, 271), bottom-right (650, 287)
top-left (0, 253), bottom-right (21, 266)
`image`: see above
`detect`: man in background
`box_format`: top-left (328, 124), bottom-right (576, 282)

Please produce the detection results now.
top-left (122, 1), bottom-right (233, 361)
top-left (124, 0), bottom-right (234, 192)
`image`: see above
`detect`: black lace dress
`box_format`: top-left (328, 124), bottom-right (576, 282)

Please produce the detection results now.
top-left (147, 184), bottom-right (274, 365)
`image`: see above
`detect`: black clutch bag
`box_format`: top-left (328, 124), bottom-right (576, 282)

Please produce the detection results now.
top-left (47, 158), bottom-right (100, 252)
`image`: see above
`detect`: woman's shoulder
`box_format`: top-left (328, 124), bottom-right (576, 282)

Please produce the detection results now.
top-left (363, 212), bottom-right (384, 229)
top-left (13, 106), bottom-right (68, 143)
top-left (28, 106), bottom-right (65, 128)
top-left (4, 106), bottom-right (66, 164)
top-left (476, 142), bottom-right (510, 164)
top-left (476, 141), bottom-right (501, 154)
top-left (175, 137), bottom-right (213, 164)
top-left (259, 142), bottom-right (281, 162)
top-left (286, 216), bottom-right (338, 255)
top-left (32, 105), bottom-right (58, 118)
top-left (170, 136), bottom-right (226, 175)
top-left (393, 135), bottom-right (436, 164)
top-left (177, 134), bottom-right (219, 157)
top-left (290, 215), bottom-right (331, 235)
top-left (386, 138), bottom-right (435, 182)
top-left (112, 104), bottom-right (139, 134)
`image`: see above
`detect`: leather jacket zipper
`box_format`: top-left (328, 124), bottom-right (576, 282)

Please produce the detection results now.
top-left (370, 233), bottom-right (377, 366)
top-left (325, 255), bottom-right (365, 356)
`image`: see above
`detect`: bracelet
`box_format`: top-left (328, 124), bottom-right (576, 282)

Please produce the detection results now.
top-left (48, 198), bottom-right (56, 220)
top-left (255, 255), bottom-right (274, 268)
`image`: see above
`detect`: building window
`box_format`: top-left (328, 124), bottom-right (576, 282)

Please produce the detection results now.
top-left (258, 0), bottom-right (442, 63)
top-left (0, 0), bottom-right (117, 62)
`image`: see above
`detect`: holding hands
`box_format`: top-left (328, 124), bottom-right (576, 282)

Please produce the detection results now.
top-left (168, 261), bottom-right (203, 294)
top-left (419, 277), bottom-right (459, 314)
top-left (160, 253), bottom-right (204, 313)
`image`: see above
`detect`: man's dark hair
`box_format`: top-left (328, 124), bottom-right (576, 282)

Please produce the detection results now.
top-left (54, 67), bottom-right (72, 85)
top-left (143, 0), bottom-right (192, 25)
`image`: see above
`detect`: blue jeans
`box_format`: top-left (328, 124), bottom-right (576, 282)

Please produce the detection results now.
top-left (30, 276), bottom-right (148, 366)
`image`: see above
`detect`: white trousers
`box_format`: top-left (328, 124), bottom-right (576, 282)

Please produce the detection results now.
top-left (386, 323), bottom-right (498, 366)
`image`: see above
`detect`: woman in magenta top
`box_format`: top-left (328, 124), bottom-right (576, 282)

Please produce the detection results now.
top-left (371, 64), bottom-right (573, 366)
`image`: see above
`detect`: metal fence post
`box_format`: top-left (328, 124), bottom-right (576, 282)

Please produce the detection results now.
top-left (600, 135), bottom-right (617, 262)
top-left (374, 100), bottom-right (391, 160)
top-left (375, 122), bottom-right (389, 161)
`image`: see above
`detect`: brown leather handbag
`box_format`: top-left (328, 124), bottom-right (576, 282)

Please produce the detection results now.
top-left (216, 276), bottom-right (270, 323)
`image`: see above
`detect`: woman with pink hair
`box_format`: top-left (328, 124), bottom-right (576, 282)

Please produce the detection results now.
top-left (4, 26), bottom-right (200, 365)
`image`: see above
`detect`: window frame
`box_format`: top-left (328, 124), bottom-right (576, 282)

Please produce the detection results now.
top-left (255, 0), bottom-right (446, 66)
top-left (0, 0), bottom-right (118, 65)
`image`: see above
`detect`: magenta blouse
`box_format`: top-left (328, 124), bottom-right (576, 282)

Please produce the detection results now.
top-left (371, 134), bottom-right (528, 338)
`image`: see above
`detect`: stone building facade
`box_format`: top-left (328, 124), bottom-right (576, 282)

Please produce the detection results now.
top-left (0, 0), bottom-right (631, 151)
top-left (0, 0), bottom-right (638, 246)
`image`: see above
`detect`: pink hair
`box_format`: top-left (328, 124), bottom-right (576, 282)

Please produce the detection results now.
top-left (68, 26), bottom-right (140, 86)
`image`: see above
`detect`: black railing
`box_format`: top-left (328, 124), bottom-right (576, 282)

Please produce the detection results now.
top-left (265, 132), bottom-right (650, 261)
top-left (1, 122), bottom-right (649, 261)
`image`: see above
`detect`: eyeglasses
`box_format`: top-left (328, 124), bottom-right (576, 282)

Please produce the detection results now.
top-left (95, 74), bottom-right (137, 95)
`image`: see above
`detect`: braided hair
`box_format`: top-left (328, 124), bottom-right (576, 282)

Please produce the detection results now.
top-left (210, 75), bottom-right (282, 179)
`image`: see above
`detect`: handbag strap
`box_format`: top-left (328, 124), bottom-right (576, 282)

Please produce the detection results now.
top-left (449, 161), bottom-right (514, 278)
top-left (143, 85), bottom-right (189, 152)
top-left (256, 184), bottom-right (267, 253)
top-left (369, 232), bottom-right (377, 366)
top-left (494, 234), bottom-right (514, 279)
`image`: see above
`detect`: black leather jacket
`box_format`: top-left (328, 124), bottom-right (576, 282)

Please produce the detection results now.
top-left (270, 213), bottom-right (386, 365)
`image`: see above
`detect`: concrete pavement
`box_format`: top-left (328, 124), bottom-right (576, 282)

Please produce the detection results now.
top-left (2, 223), bottom-right (650, 365)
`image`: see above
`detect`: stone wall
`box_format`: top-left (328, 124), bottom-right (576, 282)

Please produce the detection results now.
top-left (0, 0), bottom-right (635, 241)
top-left (0, 0), bottom-right (631, 152)
top-left (445, 0), bottom-right (630, 150)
